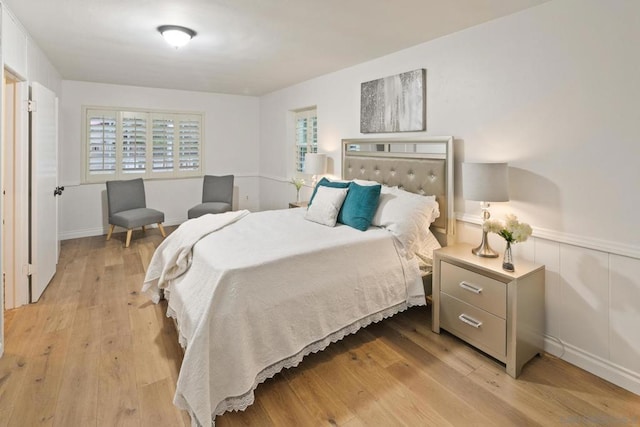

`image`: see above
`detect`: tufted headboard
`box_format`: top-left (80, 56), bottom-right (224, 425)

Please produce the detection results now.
top-left (342, 137), bottom-right (455, 246)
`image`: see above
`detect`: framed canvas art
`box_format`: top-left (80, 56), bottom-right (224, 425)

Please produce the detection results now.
top-left (360, 68), bottom-right (426, 133)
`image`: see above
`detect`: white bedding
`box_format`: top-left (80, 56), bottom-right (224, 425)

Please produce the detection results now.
top-left (143, 208), bottom-right (426, 426)
top-left (142, 209), bottom-right (250, 303)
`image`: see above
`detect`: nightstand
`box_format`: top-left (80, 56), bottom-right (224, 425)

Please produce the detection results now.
top-left (432, 243), bottom-right (544, 377)
top-left (288, 201), bottom-right (309, 208)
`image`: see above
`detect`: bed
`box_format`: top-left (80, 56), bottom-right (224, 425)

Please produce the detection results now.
top-left (142, 137), bottom-right (454, 426)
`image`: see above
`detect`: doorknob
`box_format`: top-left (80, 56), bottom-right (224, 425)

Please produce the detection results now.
top-left (53, 186), bottom-right (65, 196)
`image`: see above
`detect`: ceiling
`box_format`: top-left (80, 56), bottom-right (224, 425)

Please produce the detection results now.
top-left (4, 0), bottom-right (549, 96)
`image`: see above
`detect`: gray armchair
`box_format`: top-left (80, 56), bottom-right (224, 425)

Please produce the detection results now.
top-left (106, 178), bottom-right (166, 247)
top-left (188, 175), bottom-right (234, 219)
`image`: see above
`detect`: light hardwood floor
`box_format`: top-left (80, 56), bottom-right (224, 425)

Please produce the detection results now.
top-left (1, 229), bottom-right (639, 427)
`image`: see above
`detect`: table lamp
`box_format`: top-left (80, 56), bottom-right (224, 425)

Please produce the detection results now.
top-left (304, 153), bottom-right (326, 187)
top-left (462, 162), bottom-right (509, 257)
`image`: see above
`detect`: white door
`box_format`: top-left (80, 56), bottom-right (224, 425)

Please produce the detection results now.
top-left (30, 82), bottom-right (58, 302)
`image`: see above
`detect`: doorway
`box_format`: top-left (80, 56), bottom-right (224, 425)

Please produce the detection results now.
top-left (1, 74), bottom-right (58, 311)
top-left (1, 73), bottom-right (60, 358)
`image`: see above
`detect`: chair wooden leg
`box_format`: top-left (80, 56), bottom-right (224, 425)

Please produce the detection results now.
top-left (142, 225), bottom-right (146, 233)
top-left (106, 224), bottom-right (115, 241)
top-left (157, 223), bottom-right (167, 238)
top-left (125, 229), bottom-right (133, 248)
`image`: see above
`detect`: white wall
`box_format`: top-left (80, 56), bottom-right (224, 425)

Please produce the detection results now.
top-left (2, 5), bottom-right (61, 93)
top-left (2, 5), bottom-right (27, 79)
top-left (260, 0), bottom-right (639, 249)
top-left (257, 0), bottom-right (640, 394)
top-left (59, 81), bottom-right (260, 239)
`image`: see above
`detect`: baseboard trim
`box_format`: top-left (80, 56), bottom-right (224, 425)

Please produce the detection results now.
top-left (59, 217), bottom-right (184, 240)
top-left (545, 336), bottom-right (640, 396)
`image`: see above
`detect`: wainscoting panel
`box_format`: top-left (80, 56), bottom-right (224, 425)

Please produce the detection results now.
top-left (610, 254), bottom-right (640, 374)
top-left (533, 238), bottom-right (561, 340)
top-left (558, 244), bottom-right (610, 360)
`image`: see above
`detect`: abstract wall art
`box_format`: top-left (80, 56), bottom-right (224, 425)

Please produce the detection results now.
top-left (360, 68), bottom-right (426, 133)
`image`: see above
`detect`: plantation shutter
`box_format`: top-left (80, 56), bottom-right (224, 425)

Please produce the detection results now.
top-left (152, 116), bottom-right (175, 173)
top-left (294, 108), bottom-right (317, 172)
top-left (83, 107), bottom-right (203, 182)
top-left (87, 110), bottom-right (117, 177)
top-left (121, 112), bottom-right (147, 174)
top-left (178, 115), bottom-right (201, 172)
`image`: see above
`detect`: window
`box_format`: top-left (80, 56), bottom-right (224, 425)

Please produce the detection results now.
top-left (87, 110), bottom-right (117, 176)
top-left (83, 107), bottom-right (203, 183)
top-left (122, 112), bottom-right (147, 174)
top-left (294, 108), bottom-right (317, 173)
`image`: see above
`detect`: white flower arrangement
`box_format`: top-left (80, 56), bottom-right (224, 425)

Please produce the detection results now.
top-left (290, 177), bottom-right (305, 191)
top-left (483, 214), bottom-right (532, 244)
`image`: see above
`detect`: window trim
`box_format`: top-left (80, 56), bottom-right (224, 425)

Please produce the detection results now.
top-left (81, 105), bottom-right (205, 184)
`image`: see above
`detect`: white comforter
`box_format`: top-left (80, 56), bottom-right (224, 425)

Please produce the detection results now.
top-left (143, 208), bottom-right (425, 427)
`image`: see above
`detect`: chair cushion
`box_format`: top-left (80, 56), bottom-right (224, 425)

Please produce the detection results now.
top-left (188, 202), bottom-right (232, 219)
top-left (110, 208), bottom-right (164, 229)
top-left (106, 178), bottom-right (146, 216)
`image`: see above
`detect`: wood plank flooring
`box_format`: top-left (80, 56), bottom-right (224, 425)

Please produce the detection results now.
top-left (2, 228), bottom-right (640, 426)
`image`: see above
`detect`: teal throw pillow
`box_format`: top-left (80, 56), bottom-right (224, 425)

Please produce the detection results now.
top-left (309, 177), bottom-right (350, 206)
top-left (338, 182), bottom-right (382, 231)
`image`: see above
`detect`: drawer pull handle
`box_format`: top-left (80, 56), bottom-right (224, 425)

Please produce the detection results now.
top-left (458, 314), bottom-right (482, 328)
top-left (459, 281), bottom-right (482, 294)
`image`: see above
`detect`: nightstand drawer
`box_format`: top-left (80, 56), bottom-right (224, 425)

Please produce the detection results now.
top-left (441, 261), bottom-right (506, 318)
top-left (440, 293), bottom-right (506, 359)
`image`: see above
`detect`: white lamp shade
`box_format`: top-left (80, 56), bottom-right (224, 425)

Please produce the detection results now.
top-left (462, 162), bottom-right (509, 202)
top-left (304, 153), bottom-right (326, 175)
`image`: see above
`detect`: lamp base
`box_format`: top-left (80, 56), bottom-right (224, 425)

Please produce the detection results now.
top-left (472, 231), bottom-right (499, 258)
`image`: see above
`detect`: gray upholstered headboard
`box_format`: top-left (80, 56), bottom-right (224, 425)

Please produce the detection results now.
top-left (342, 137), bottom-right (455, 246)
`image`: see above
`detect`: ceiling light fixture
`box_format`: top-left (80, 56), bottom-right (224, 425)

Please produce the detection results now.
top-left (157, 25), bottom-right (196, 48)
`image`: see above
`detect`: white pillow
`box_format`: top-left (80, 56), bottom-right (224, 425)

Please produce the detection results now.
top-left (372, 186), bottom-right (440, 258)
top-left (304, 186), bottom-right (349, 227)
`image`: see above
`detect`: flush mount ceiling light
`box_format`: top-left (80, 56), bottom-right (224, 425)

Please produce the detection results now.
top-left (157, 25), bottom-right (196, 48)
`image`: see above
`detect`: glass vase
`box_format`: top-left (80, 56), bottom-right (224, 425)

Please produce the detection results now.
top-left (296, 189), bottom-right (301, 202)
top-left (502, 241), bottom-right (514, 272)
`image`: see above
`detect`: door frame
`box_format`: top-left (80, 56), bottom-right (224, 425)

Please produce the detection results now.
top-left (2, 71), bottom-right (29, 310)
